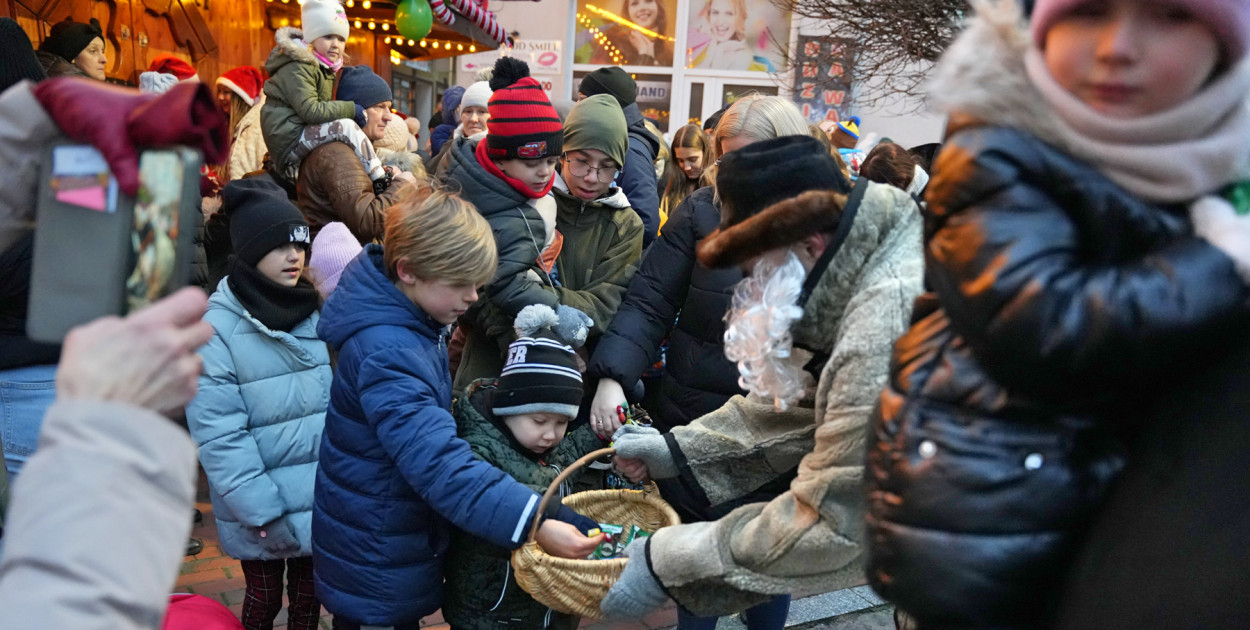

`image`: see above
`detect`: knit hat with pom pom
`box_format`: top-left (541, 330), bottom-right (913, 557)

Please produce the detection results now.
top-left (491, 304), bottom-right (584, 419)
top-left (483, 56), bottom-right (563, 161)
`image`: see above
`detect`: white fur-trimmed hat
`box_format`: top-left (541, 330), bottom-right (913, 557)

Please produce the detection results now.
top-left (301, 0), bottom-right (349, 43)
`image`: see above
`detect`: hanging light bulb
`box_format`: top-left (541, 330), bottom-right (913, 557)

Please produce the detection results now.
top-left (362, 0), bottom-right (371, 7)
top-left (469, 44), bottom-right (476, 52)
top-left (381, 23), bottom-right (389, 30)
top-left (384, 36), bottom-right (390, 43)
top-left (457, 43), bottom-right (463, 51)
top-left (368, 21), bottom-right (376, 29)
top-left (354, 19), bottom-right (361, 28)
top-left (411, 39), bottom-right (417, 46)
top-left (345, 0), bottom-right (352, 5)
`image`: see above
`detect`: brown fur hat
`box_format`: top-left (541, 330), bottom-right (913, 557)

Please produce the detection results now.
top-left (698, 189), bottom-right (849, 268)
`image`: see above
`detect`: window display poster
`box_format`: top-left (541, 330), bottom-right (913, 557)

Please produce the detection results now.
top-left (792, 36), bottom-right (854, 122)
top-left (573, 71), bottom-right (672, 129)
top-left (574, 0), bottom-right (678, 67)
top-left (686, 0), bottom-right (790, 72)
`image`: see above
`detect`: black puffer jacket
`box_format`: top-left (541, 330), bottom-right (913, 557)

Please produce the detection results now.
top-left (586, 187), bottom-right (744, 432)
top-left (865, 125), bottom-right (1249, 629)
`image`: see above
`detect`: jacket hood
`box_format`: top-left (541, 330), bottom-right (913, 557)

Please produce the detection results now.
top-left (927, 0), bottom-right (1065, 146)
top-left (552, 171), bottom-right (631, 211)
top-left (317, 244), bottom-right (444, 351)
top-left (792, 180), bottom-right (923, 355)
top-left (265, 27), bottom-right (318, 76)
top-left (444, 137), bottom-right (532, 215)
top-left (623, 102), bottom-right (660, 155)
top-left (377, 148), bottom-right (424, 174)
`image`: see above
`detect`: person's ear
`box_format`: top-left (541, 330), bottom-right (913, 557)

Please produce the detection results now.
top-left (794, 232), bottom-right (831, 271)
top-left (395, 257), bottom-right (419, 286)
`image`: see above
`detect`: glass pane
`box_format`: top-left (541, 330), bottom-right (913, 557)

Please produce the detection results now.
top-left (573, 71), bottom-right (672, 132)
top-left (687, 82), bottom-right (705, 127)
top-left (721, 83), bottom-right (778, 109)
top-left (686, 0), bottom-right (791, 71)
top-left (574, 0), bottom-right (677, 67)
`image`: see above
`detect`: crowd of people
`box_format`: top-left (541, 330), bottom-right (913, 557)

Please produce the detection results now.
top-left (1, 0), bottom-right (1249, 629)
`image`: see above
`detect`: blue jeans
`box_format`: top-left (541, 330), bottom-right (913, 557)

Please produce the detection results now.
top-left (0, 364), bottom-right (58, 477)
top-left (676, 594), bottom-right (792, 630)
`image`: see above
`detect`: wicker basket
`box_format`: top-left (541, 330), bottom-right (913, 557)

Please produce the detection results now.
top-left (511, 447), bottom-right (681, 619)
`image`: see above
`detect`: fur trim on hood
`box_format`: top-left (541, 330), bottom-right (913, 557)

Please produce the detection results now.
top-left (267, 27), bottom-right (319, 69)
top-left (697, 190), bottom-right (849, 269)
top-left (927, 0), bottom-right (1066, 147)
top-left (377, 148), bottom-right (427, 178)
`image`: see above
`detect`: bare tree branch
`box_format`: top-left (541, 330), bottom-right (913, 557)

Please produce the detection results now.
top-left (772, 0), bottom-right (968, 111)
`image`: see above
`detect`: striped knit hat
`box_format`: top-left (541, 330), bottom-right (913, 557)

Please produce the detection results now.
top-left (483, 57), bottom-right (562, 160)
top-left (492, 305), bottom-right (584, 419)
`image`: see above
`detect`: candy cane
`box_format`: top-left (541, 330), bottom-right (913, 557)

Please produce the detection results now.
top-left (445, 0), bottom-right (507, 44)
top-left (429, 0), bottom-right (455, 26)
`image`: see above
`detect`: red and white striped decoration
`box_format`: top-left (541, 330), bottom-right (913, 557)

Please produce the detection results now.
top-left (428, 0), bottom-right (455, 26)
top-left (433, 0), bottom-right (508, 44)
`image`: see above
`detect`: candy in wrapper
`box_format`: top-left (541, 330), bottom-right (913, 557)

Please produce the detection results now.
top-left (590, 523), bottom-right (626, 559)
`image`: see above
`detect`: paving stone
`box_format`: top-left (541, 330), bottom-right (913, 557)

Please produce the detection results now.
top-left (851, 585), bottom-right (885, 606)
top-left (782, 588), bottom-right (876, 627)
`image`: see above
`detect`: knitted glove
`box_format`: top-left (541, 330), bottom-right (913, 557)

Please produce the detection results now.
top-left (555, 305), bottom-right (592, 348)
top-left (354, 104), bottom-right (368, 130)
top-left (600, 539), bottom-right (669, 618)
top-left (256, 516), bottom-right (300, 555)
top-left (612, 425), bottom-right (678, 479)
top-left (1191, 196), bottom-right (1250, 283)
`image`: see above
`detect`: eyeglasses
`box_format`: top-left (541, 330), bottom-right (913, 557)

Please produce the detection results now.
top-left (564, 156), bottom-right (619, 183)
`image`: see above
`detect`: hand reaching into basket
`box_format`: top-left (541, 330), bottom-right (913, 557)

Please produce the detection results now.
top-left (612, 426), bottom-right (679, 479)
top-left (600, 538), bottom-right (669, 618)
top-left (536, 519), bottom-right (603, 559)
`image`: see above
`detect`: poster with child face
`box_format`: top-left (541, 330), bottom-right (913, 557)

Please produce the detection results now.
top-left (574, 0), bottom-right (679, 67)
top-left (686, 0), bottom-right (790, 72)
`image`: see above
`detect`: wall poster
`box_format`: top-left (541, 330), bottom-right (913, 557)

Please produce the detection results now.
top-left (792, 35), bottom-right (854, 122)
top-left (574, 0), bottom-right (679, 67)
top-left (685, 0), bottom-right (790, 72)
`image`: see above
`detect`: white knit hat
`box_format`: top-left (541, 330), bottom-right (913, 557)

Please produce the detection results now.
top-left (301, 0), bottom-right (349, 44)
top-left (309, 222), bottom-right (363, 299)
top-left (460, 81), bottom-right (493, 112)
top-left (139, 71), bottom-right (179, 94)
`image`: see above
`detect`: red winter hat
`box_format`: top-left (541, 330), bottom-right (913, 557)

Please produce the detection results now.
top-left (148, 55), bottom-right (199, 81)
top-left (484, 57), bottom-right (562, 160)
top-left (216, 66), bottom-right (264, 107)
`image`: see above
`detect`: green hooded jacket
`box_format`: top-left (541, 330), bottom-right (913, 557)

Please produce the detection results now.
top-left (260, 27), bottom-right (356, 174)
top-left (442, 379), bottom-right (605, 630)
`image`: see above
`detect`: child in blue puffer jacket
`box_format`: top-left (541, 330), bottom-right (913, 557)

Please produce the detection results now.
top-left (311, 191), bottom-right (602, 629)
top-left (186, 178), bottom-right (328, 630)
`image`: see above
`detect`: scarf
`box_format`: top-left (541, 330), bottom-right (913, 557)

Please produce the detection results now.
top-left (1023, 49), bottom-right (1250, 204)
top-left (311, 49), bottom-right (343, 73)
top-left (227, 257), bottom-right (320, 333)
top-left (475, 137), bottom-right (555, 199)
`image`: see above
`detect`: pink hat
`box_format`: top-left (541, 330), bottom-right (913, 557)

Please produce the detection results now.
top-left (1031, 0), bottom-right (1250, 60)
top-left (309, 222), bottom-right (363, 300)
top-left (216, 66), bottom-right (265, 107)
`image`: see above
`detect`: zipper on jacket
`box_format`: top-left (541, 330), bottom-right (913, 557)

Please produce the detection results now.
top-left (489, 562), bottom-right (511, 612)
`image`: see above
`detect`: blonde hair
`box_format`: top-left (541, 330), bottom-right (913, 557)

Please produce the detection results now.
top-left (714, 94), bottom-right (810, 157)
top-left (701, 0), bottom-right (747, 42)
top-left (383, 190), bottom-right (497, 286)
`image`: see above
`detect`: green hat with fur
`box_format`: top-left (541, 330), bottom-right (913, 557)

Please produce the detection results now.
top-left (563, 94), bottom-right (628, 169)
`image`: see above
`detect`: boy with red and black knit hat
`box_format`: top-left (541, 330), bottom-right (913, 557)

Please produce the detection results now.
top-left (443, 56), bottom-right (591, 393)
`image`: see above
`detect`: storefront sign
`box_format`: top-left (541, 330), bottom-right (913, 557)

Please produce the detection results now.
top-left (792, 35), bottom-right (854, 122)
top-left (635, 81), bottom-right (670, 103)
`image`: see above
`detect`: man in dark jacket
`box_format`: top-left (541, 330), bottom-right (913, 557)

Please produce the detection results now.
top-left (295, 66), bottom-right (419, 244)
top-left (577, 67), bottom-right (661, 247)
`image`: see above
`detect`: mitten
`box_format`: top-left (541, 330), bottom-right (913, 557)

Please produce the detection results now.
top-left (1191, 195), bottom-right (1250, 283)
top-left (600, 538), bottom-right (669, 618)
top-left (612, 425), bottom-right (678, 479)
top-left (256, 516), bottom-right (300, 555)
top-left (555, 304), bottom-right (593, 348)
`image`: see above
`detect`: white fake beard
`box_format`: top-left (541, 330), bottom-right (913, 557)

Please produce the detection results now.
top-left (722, 249), bottom-right (809, 411)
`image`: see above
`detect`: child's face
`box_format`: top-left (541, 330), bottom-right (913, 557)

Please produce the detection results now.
top-left (312, 35), bottom-right (346, 63)
top-left (257, 243), bottom-right (306, 287)
top-left (394, 260), bottom-right (479, 325)
top-left (503, 412), bottom-right (570, 454)
top-left (561, 149), bottom-right (618, 201)
top-left (496, 156), bottom-right (559, 194)
top-left (1043, 1), bottom-right (1221, 117)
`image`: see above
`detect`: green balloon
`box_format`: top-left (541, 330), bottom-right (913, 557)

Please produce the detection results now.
top-left (396, 0), bottom-right (433, 42)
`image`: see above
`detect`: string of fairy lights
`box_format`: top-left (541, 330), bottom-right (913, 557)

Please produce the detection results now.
top-left (576, 4), bottom-right (674, 66)
top-left (264, 0), bottom-right (476, 55)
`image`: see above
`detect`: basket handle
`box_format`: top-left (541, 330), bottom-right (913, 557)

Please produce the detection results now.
top-left (526, 446), bottom-right (616, 544)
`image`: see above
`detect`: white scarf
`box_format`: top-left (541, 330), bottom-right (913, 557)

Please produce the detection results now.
top-left (1023, 49), bottom-right (1250, 204)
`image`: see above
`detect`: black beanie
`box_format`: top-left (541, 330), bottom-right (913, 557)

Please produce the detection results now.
top-left (578, 67), bottom-right (636, 107)
top-left (224, 178), bottom-right (311, 266)
top-left (492, 305), bottom-right (584, 419)
top-left (716, 135), bottom-right (850, 229)
top-left (38, 17), bottom-right (103, 63)
top-left (0, 18), bottom-right (46, 92)
top-left (338, 65), bottom-right (392, 110)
